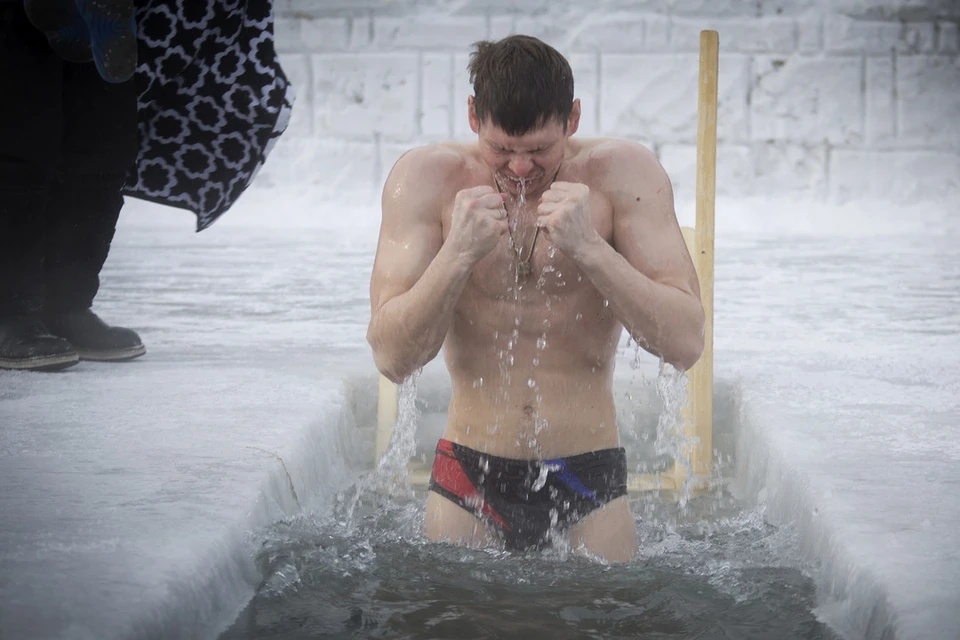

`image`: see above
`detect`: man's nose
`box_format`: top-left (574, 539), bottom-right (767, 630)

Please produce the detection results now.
top-left (509, 156), bottom-right (534, 178)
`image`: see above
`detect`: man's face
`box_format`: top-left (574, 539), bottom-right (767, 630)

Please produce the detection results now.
top-left (469, 99), bottom-right (580, 195)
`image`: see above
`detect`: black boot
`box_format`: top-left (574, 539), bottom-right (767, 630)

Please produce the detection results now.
top-left (0, 316), bottom-right (79, 371)
top-left (74, 0), bottom-right (137, 84)
top-left (43, 309), bottom-right (145, 362)
top-left (23, 0), bottom-right (93, 64)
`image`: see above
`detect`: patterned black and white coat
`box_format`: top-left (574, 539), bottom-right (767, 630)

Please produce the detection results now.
top-left (124, 0), bottom-right (292, 231)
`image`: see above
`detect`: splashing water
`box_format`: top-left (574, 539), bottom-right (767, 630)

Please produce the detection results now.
top-left (492, 176), bottom-right (531, 435)
top-left (531, 326), bottom-right (550, 440)
top-left (344, 370), bottom-right (423, 526)
top-left (509, 176), bottom-right (529, 290)
top-left (537, 264), bottom-right (555, 289)
top-left (654, 360), bottom-right (697, 506)
top-left (376, 371), bottom-right (423, 485)
top-left (228, 489), bottom-right (837, 640)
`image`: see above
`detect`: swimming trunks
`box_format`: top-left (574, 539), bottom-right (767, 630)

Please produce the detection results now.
top-left (428, 438), bottom-right (628, 551)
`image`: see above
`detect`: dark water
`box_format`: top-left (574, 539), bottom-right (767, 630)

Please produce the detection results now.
top-left (220, 485), bottom-right (841, 640)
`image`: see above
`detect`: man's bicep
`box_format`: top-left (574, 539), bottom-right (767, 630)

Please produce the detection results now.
top-left (611, 150), bottom-right (700, 296)
top-left (369, 162), bottom-right (444, 313)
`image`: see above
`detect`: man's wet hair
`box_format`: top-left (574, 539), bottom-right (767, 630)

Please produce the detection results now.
top-left (468, 35), bottom-right (574, 136)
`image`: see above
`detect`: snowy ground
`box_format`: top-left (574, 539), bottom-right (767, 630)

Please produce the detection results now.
top-left (0, 189), bottom-right (958, 640)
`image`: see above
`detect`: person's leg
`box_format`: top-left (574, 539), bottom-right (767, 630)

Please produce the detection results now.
top-left (566, 495), bottom-right (639, 563)
top-left (548, 447), bottom-right (638, 563)
top-left (0, 4), bottom-right (78, 372)
top-left (41, 57), bottom-right (144, 362)
top-left (22, 0), bottom-right (92, 64)
top-left (424, 491), bottom-right (501, 549)
top-left (73, 0), bottom-right (137, 84)
top-left (424, 440), bottom-right (503, 548)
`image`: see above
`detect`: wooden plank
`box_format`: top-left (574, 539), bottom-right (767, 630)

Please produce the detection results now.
top-left (693, 29), bottom-right (718, 479)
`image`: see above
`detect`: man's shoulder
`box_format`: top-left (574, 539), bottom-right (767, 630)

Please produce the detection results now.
top-left (391, 142), bottom-right (473, 181)
top-left (579, 137), bottom-right (659, 169)
top-left (382, 142), bottom-right (475, 216)
top-left (576, 137), bottom-right (666, 192)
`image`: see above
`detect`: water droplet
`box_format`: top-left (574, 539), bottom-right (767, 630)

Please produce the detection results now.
top-left (536, 336), bottom-right (548, 350)
top-left (472, 377), bottom-right (484, 388)
top-left (534, 417), bottom-right (549, 435)
top-left (531, 464), bottom-right (550, 491)
top-left (527, 378), bottom-right (536, 388)
top-left (547, 246), bottom-right (557, 259)
top-left (603, 299), bottom-right (610, 308)
top-left (532, 357), bottom-right (540, 366)
top-left (575, 313), bottom-right (583, 321)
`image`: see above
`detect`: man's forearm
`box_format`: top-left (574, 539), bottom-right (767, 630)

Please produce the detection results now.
top-left (368, 243), bottom-right (474, 383)
top-left (575, 237), bottom-right (705, 370)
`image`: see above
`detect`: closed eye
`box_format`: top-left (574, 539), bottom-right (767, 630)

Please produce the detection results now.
top-left (491, 146), bottom-right (548, 154)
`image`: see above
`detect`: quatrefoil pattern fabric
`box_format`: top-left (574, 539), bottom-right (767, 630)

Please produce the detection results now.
top-left (123, 0), bottom-right (293, 231)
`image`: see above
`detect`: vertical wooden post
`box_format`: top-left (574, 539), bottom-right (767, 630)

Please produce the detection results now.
top-left (376, 374), bottom-right (398, 463)
top-left (692, 29), bottom-right (718, 479)
top-left (677, 227), bottom-right (699, 484)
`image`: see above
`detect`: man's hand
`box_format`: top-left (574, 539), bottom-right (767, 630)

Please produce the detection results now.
top-left (536, 181), bottom-right (601, 261)
top-left (447, 185), bottom-right (509, 265)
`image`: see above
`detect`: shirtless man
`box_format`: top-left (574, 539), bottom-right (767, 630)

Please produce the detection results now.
top-left (366, 35), bottom-right (704, 563)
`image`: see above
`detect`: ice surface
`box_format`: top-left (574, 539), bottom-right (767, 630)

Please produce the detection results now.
top-left (716, 224), bottom-right (960, 640)
top-left (1, 190), bottom-right (958, 639)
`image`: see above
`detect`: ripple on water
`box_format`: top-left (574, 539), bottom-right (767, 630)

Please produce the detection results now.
top-left (219, 488), bottom-right (841, 640)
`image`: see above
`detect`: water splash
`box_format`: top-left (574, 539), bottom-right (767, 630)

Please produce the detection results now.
top-left (236, 488), bottom-right (828, 640)
top-left (259, 560), bottom-right (301, 597)
top-left (344, 370), bottom-right (423, 527)
top-left (492, 176), bottom-right (531, 435)
top-left (500, 173), bottom-right (531, 290)
top-left (537, 265), bottom-right (556, 289)
top-left (654, 360), bottom-right (697, 506)
top-left (375, 371), bottom-right (424, 485)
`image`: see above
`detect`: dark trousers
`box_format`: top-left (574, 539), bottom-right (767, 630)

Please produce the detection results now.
top-left (0, 3), bottom-right (138, 319)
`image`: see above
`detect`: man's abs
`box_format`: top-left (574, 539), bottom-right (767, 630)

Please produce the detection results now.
top-left (439, 237), bottom-right (624, 458)
top-left (442, 360), bottom-right (621, 459)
